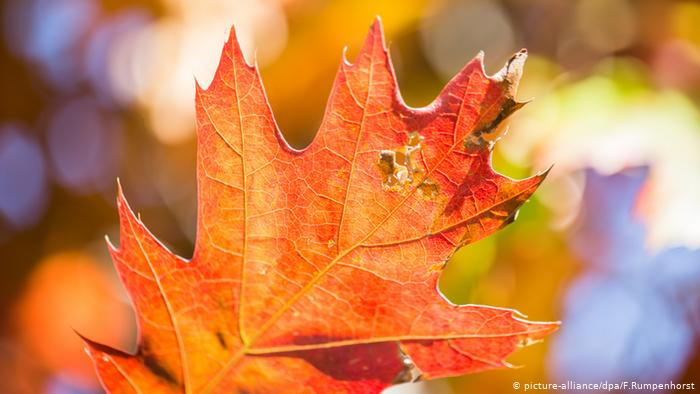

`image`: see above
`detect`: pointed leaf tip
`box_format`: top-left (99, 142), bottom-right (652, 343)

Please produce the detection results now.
top-left (75, 329), bottom-right (127, 358)
top-left (494, 49), bottom-right (528, 95)
top-left (221, 24), bottom-right (254, 70)
top-left (227, 25), bottom-right (238, 45)
top-left (116, 179), bottom-right (132, 212)
top-left (538, 164), bottom-right (555, 179)
top-left (115, 179), bottom-right (125, 207)
top-left (344, 17), bottom-right (389, 66)
top-left (367, 16), bottom-right (387, 49)
top-left (371, 16), bottom-right (383, 32)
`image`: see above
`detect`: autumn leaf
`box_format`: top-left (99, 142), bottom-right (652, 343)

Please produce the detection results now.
top-left (81, 18), bottom-right (558, 394)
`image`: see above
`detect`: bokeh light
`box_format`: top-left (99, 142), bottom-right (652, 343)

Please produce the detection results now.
top-left (2, 0), bottom-right (98, 91)
top-left (421, 0), bottom-right (517, 76)
top-left (549, 169), bottom-right (700, 386)
top-left (46, 97), bottom-right (123, 194)
top-left (14, 252), bottom-right (133, 391)
top-left (0, 124), bottom-right (48, 230)
top-left (504, 60), bottom-right (700, 249)
top-left (104, 0), bottom-right (289, 144)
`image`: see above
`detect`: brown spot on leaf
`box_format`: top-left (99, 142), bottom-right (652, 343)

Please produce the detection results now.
top-left (215, 330), bottom-right (227, 350)
top-left (393, 346), bottom-right (422, 384)
top-left (464, 49), bottom-right (528, 151)
top-left (516, 336), bottom-right (541, 348)
top-left (464, 98), bottom-right (524, 151)
top-left (378, 131), bottom-right (439, 199)
top-left (139, 340), bottom-right (179, 386)
top-left (378, 133), bottom-right (420, 188)
top-left (417, 179), bottom-right (440, 200)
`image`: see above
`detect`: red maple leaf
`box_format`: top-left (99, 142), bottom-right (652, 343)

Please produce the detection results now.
top-left (82, 18), bottom-right (558, 393)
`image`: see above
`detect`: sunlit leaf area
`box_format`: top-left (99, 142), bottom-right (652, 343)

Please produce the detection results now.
top-left (0, 0), bottom-right (699, 393)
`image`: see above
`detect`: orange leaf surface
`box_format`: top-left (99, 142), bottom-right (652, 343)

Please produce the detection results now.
top-left (82, 18), bottom-right (558, 393)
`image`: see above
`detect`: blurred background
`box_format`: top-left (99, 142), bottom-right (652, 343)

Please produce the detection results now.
top-left (1, 0), bottom-right (699, 392)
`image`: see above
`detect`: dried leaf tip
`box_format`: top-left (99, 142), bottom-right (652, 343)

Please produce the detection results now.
top-left (493, 49), bottom-right (527, 97)
top-left (462, 48), bottom-right (530, 151)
